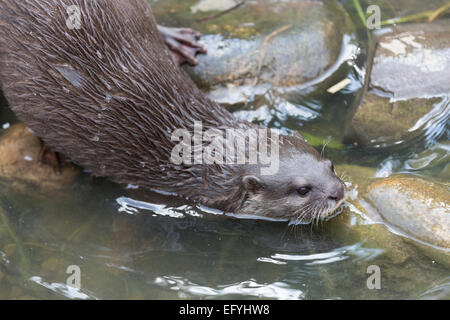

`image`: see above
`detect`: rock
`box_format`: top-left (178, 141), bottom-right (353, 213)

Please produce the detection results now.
top-left (151, 0), bottom-right (352, 90)
top-left (346, 21), bottom-right (450, 148)
top-left (327, 167), bottom-right (450, 266)
top-left (323, 164), bottom-right (414, 264)
top-left (349, 96), bottom-right (444, 148)
top-left (365, 175), bottom-right (450, 249)
top-left (326, 208), bottom-right (414, 264)
top-left (0, 123), bottom-right (80, 193)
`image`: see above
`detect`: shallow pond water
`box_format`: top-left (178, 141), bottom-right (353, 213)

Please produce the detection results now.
top-left (0, 0), bottom-right (449, 299)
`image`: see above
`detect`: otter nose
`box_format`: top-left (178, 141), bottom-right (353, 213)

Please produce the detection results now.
top-left (328, 184), bottom-right (344, 202)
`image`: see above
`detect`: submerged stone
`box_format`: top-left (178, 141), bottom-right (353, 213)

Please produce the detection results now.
top-left (365, 175), bottom-right (450, 249)
top-left (151, 0), bottom-right (352, 90)
top-left (326, 164), bottom-right (415, 265)
top-left (329, 166), bottom-right (450, 266)
top-left (346, 21), bottom-right (450, 148)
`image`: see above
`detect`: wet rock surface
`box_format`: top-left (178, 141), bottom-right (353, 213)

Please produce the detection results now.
top-left (326, 165), bottom-right (450, 268)
top-left (151, 0), bottom-right (352, 90)
top-left (331, 165), bottom-right (450, 266)
top-left (346, 21), bottom-right (450, 148)
top-left (369, 22), bottom-right (450, 99)
top-left (365, 175), bottom-right (450, 249)
top-left (334, 165), bottom-right (412, 261)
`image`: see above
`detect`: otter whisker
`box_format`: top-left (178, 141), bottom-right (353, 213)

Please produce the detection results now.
top-left (294, 203), bottom-right (314, 224)
top-left (339, 171), bottom-right (349, 184)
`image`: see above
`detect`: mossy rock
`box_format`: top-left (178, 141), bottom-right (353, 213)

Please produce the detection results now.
top-left (326, 165), bottom-right (449, 266)
top-left (346, 21), bottom-right (450, 148)
top-left (366, 175), bottom-right (450, 249)
top-left (351, 95), bottom-right (441, 147)
top-left (324, 164), bottom-right (412, 264)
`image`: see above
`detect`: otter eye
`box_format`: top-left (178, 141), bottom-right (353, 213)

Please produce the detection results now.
top-left (297, 186), bottom-right (311, 196)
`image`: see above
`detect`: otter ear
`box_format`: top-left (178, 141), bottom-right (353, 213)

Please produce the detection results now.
top-left (242, 175), bottom-right (263, 194)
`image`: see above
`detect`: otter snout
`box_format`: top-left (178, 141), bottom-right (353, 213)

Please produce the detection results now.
top-left (328, 183), bottom-right (345, 202)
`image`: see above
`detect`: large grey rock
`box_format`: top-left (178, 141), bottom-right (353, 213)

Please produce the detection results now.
top-left (346, 21), bottom-right (450, 148)
top-left (365, 175), bottom-right (450, 249)
top-left (325, 164), bottom-right (416, 265)
top-left (151, 0), bottom-right (352, 90)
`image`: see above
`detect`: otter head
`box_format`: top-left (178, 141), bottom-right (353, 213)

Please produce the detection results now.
top-left (239, 135), bottom-right (345, 223)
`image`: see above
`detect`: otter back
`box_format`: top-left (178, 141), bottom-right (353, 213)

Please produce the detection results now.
top-left (0, 0), bottom-right (240, 193)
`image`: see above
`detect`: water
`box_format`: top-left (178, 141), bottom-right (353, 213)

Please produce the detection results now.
top-left (0, 180), bottom-right (448, 299)
top-left (0, 1), bottom-right (449, 299)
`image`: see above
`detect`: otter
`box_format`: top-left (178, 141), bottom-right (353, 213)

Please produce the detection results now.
top-left (0, 0), bottom-right (345, 223)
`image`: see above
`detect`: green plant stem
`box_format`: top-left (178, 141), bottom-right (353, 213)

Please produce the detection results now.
top-left (381, 3), bottom-right (450, 26)
top-left (352, 0), bottom-right (367, 27)
top-left (381, 11), bottom-right (434, 26)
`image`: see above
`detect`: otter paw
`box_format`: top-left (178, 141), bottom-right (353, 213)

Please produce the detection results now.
top-left (38, 143), bottom-right (70, 174)
top-left (157, 25), bottom-right (207, 66)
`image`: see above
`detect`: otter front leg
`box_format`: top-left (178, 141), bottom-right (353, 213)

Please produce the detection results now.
top-left (38, 141), bottom-right (72, 173)
top-left (157, 25), bottom-right (207, 66)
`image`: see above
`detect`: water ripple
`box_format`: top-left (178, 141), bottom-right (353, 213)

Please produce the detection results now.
top-left (259, 243), bottom-right (383, 266)
top-left (153, 276), bottom-right (304, 300)
top-left (29, 276), bottom-right (97, 300)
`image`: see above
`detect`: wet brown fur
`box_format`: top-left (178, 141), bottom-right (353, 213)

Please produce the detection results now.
top-left (0, 0), bottom-right (342, 218)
